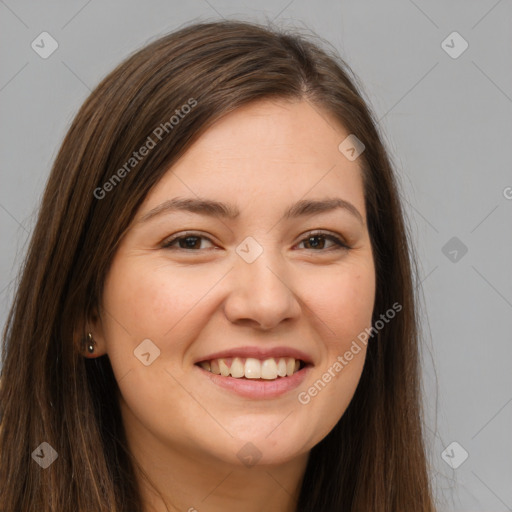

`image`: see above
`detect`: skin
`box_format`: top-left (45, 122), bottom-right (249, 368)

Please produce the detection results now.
top-left (88, 98), bottom-right (376, 512)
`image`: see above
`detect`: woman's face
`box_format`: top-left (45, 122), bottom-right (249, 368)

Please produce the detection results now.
top-left (93, 98), bottom-right (375, 468)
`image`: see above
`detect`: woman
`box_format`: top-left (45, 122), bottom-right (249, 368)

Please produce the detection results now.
top-left (0, 19), bottom-right (436, 511)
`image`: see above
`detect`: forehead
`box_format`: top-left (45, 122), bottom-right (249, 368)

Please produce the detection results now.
top-left (142, 98), bottom-right (366, 218)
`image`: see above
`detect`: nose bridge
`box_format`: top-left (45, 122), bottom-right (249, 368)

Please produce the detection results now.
top-left (237, 235), bottom-right (290, 295)
top-left (238, 230), bottom-right (288, 275)
top-left (224, 234), bottom-right (299, 328)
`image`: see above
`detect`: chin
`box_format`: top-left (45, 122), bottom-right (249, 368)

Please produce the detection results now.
top-left (201, 424), bottom-right (313, 468)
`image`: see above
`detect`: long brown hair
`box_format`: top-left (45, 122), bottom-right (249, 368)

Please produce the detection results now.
top-left (0, 19), bottom-right (436, 511)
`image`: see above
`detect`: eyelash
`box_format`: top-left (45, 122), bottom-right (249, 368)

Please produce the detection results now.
top-left (161, 231), bottom-right (351, 253)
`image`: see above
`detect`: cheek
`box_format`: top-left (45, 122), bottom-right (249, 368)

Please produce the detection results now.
top-left (102, 258), bottom-right (209, 341)
top-left (301, 259), bottom-right (376, 349)
top-left (325, 265), bottom-right (375, 388)
top-left (99, 257), bottom-right (231, 385)
top-left (98, 258), bottom-right (216, 430)
top-left (293, 259), bottom-right (375, 438)
top-left (338, 268), bottom-right (376, 340)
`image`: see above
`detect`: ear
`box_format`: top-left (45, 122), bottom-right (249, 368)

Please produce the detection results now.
top-left (83, 305), bottom-right (107, 358)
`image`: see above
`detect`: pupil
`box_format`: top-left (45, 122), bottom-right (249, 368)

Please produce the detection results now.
top-left (308, 236), bottom-right (323, 249)
top-left (182, 237), bottom-right (199, 249)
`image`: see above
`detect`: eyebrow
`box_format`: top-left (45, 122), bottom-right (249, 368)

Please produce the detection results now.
top-left (139, 196), bottom-right (364, 225)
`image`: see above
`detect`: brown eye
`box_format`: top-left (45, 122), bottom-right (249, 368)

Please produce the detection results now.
top-left (162, 233), bottom-right (215, 250)
top-left (297, 232), bottom-right (350, 251)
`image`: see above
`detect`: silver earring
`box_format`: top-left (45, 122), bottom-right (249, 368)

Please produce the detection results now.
top-left (87, 332), bottom-right (96, 353)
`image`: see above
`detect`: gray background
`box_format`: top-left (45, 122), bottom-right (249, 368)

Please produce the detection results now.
top-left (1, 1), bottom-right (511, 510)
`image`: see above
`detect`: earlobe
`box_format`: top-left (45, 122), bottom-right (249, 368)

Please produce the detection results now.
top-left (83, 307), bottom-right (106, 357)
top-left (87, 332), bottom-right (96, 353)
top-left (82, 331), bottom-right (100, 358)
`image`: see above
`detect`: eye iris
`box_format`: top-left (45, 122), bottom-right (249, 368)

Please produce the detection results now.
top-left (306, 235), bottom-right (325, 249)
top-left (181, 236), bottom-right (200, 249)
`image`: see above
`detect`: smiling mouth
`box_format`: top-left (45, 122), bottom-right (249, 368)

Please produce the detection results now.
top-left (195, 357), bottom-right (308, 380)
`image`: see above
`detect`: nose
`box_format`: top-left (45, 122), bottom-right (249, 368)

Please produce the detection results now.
top-left (223, 247), bottom-right (301, 330)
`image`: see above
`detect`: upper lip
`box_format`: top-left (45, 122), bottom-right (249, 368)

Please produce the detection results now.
top-left (195, 346), bottom-right (314, 365)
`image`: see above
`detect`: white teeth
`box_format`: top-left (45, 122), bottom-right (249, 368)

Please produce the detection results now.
top-left (219, 359), bottom-right (230, 377)
top-left (286, 357), bottom-right (295, 376)
top-left (277, 358), bottom-right (287, 377)
top-left (230, 357), bottom-right (245, 378)
top-left (261, 358), bottom-right (278, 380)
top-left (199, 356), bottom-right (304, 379)
top-left (245, 358), bottom-right (261, 379)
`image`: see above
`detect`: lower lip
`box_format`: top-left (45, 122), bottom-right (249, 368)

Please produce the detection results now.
top-left (196, 364), bottom-right (311, 399)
